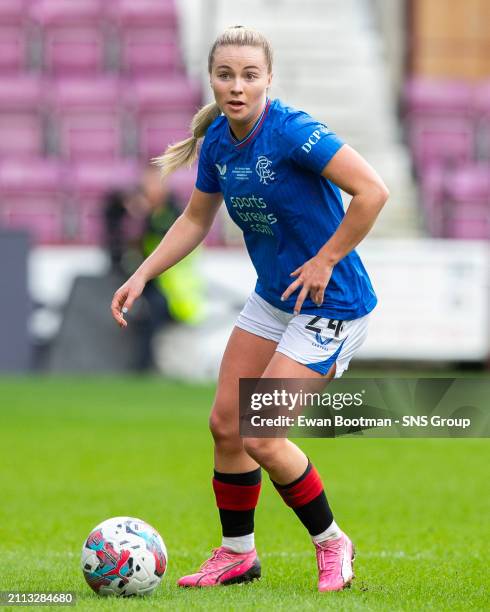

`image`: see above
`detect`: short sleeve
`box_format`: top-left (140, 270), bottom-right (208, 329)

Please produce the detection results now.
top-left (195, 135), bottom-right (221, 193)
top-left (282, 113), bottom-right (344, 175)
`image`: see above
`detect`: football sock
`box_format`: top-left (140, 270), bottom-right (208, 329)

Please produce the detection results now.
top-left (212, 468), bottom-right (261, 552)
top-left (222, 533), bottom-right (255, 553)
top-left (272, 460), bottom-right (335, 537)
top-left (311, 520), bottom-right (342, 544)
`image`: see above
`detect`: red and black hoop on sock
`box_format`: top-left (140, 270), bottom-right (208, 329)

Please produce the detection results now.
top-left (272, 461), bottom-right (334, 536)
top-left (212, 468), bottom-right (262, 537)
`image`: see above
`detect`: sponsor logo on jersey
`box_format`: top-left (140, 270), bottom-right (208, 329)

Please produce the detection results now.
top-left (229, 193), bottom-right (277, 235)
top-left (255, 156), bottom-right (276, 185)
top-left (230, 194), bottom-right (267, 209)
top-left (301, 129), bottom-right (322, 153)
top-left (215, 163), bottom-right (227, 178)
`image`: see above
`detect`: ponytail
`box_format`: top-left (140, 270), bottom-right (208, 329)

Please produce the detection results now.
top-left (152, 102), bottom-right (221, 177)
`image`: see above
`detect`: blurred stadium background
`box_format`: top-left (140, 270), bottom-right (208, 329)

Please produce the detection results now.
top-left (0, 0), bottom-right (489, 378)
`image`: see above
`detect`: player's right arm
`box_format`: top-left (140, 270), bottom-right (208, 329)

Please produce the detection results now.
top-left (111, 188), bottom-right (222, 328)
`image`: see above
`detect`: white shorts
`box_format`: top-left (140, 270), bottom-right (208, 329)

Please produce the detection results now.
top-left (236, 292), bottom-right (370, 378)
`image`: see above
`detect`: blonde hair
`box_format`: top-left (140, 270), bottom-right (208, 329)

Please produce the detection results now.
top-left (152, 26), bottom-right (273, 177)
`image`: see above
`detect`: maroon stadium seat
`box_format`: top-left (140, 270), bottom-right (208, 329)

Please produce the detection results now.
top-left (49, 77), bottom-right (124, 160)
top-left (31, 0), bottom-right (106, 75)
top-left (0, 112), bottom-right (44, 158)
top-left (120, 35), bottom-right (181, 77)
top-left (108, 0), bottom-right (179, 75)
top-left (404, 78), bottom-right (473, 116)
top-left (41, 26), bottom-right (105, 76)
top-left (0, 75), bottom-right (45, 158)
top-left (30, 0), bottom-right (103, 25)
top-left (0, 74), bottom-right (44, 109)
top-left (0, 0), bottom-right (29, 24)
top-left (0, 158), bottom-right (66, 243)
top-left (70, 159), bottom-right (140, 243)
top-left (127, 77), bottom-right (201, 113)
top-left (137, 119), bottom-right (189, 160)
top-left (49, 76), bottom-right (121, 108)
top-left (444, 163), bottom-right (490, 240)
top-left (107, 0), bottom-right (177, 29)
top-left (404, 78), bottom-right (476, 172)
top-left (126, 77), bottom-right (200, 158)
top-left (407, 118), bottom-right (475, 172)
top-left (0, 25), bottom-right (28, 73)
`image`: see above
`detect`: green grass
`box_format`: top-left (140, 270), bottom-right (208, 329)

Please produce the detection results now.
top-left (0, 377), bottom-right (488, 611)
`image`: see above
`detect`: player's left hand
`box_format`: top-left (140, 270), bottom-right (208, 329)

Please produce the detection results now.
top-left (281, 256), bottom-right (333, 315)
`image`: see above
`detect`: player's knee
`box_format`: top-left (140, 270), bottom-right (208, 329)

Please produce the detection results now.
top-left (243, 437), bottom-right (283, 466)
top-left (209, 408), bottom-right (240, 449)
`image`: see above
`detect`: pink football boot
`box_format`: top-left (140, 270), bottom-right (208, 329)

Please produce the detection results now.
top-left (315, 532), bottom-right (355, 592)
top-left (177, 547), bottom-right (261, 587)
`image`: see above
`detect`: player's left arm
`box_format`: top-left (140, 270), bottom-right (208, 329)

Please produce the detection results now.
top-left (282, 144), bottom-right (389, 313)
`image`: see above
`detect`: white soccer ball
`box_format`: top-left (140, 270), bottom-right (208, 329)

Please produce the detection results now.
top-left (81, 516), bottom-right (167, 597)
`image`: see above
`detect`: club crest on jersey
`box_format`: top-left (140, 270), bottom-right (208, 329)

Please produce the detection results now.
top-left (255, 156), bottom-right (276, 185)
top-left (215, 163), bottom-right (227, 179)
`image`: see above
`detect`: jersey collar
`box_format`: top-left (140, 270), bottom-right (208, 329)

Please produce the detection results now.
top-left (228, 98), bottom-right (271, 149)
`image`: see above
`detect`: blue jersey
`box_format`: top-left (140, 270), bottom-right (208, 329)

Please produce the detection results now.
top-left (196, 98), bottom-right (377, 320)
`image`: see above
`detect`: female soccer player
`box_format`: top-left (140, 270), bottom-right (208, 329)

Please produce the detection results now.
top-left (111, 26), bottom-right (389, 592)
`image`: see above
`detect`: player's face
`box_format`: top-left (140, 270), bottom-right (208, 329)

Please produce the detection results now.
top-left (210, 45), bottom-right (272, 137)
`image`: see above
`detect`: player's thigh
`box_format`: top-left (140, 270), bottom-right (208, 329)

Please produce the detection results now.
top-left (262, 352), bottom-right (336, 380)
top-left (211, 326), bottom-right (278, 427)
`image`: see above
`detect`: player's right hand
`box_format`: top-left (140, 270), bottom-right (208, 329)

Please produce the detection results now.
top-left (110, 274), bottom-right (146, 328)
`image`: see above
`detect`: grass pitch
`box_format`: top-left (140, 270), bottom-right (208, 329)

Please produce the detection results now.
top-left (0, 377), bottom-right (488, 611)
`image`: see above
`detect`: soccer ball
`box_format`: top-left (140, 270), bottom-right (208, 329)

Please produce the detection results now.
top-left (81, 516), bottom-right (167, 597)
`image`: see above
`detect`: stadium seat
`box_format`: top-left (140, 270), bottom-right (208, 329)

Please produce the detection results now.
top-left (127, 77), bottom-right (201, 113)
top-left (49, 76), bottom-right (121, 108)
top-left (444, 164), bottom-right (490, 240)
top-left (0, 25), bottom-right (28, 73)
top-left (0, 76), bottom-right (46, 157)
top-left (445, 206), bottom-right (490, 240)
top-left (404, 78), bottom-right (476, 172)
top-left (107, 0), bottom-right (177, 29)
top-left (69, 159), bottom-right (141, 243)
top-left (407, 117), bottom-right (475, 172)
top-left (0, 0), bottom-right (29, 24)
top-left (0, 113), bottom-right (44, 158)
top-left (49, 77), bottom-right (124, 160)
top-left (137, 118), bottom-right (189, 160)
top-left (0, 74), bottom-right (44, 110)
top-left (109, 0), bottom-right (180, 76)
top-left (30, 0), bottom-right (103, 25)
top-left (0, 158), bottom-right (66, 243)
top-left (70, 158), bottom-right (140, 192)
top-left (126, 78), bottom-right (200, 159)
top-left (404, 78), bottom-right (473, 116)
top-left (58, 113), bottom-right (124, 160)
top-left (31, 0), bottom-right (106, 75)
top-left (41, 26), bottom-right (105, 76)
top-left (119, 35), bottom-right (181, 76)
